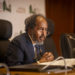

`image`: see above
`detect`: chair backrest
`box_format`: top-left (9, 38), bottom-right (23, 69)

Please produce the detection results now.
top-left (0, 19), bottom-right (12, 62)
top-left (44, 19), bottom-right (58, 59)
top-left (60, 33), bottom-right (75, 58)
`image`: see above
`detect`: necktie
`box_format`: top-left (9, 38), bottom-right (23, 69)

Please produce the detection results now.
top-left (34, 44), bottom-right (43, 62)
top-left (35, 45), bottom-right (40, 55)
top-left (34, 45), bottom-right (40, 61)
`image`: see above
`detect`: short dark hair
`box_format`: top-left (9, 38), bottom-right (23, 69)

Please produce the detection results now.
top-left (25, 14), bottom-right (46, 32)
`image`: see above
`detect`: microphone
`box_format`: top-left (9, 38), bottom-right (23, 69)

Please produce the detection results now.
top-left (0, 63), bottom-right (10, 75)
top-left (66, 34), bottom-right (75, 56)
top-left (66, 34), bottom-right (75, 40)
top-left (40, 56), bottom-right (68, 74)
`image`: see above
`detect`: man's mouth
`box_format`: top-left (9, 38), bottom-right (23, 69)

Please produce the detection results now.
top-left (39, 36), bottom-right (45, 41)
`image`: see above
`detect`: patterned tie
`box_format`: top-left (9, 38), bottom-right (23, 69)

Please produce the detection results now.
top-left (34, 45), bottom-right (40, 61)
top-left (34, 44), bottom-right (43, 62)
top-left (35, 45), bottom-right (40, 55)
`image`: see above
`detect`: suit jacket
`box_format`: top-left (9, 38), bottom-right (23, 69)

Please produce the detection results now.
top-left (5, 33), bottom-right (45, 66)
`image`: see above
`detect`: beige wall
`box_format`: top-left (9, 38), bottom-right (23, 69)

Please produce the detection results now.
top-left (0, 0), bottom-right (45, 39)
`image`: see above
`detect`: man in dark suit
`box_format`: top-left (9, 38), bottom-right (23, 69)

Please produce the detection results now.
top-left (5, 14), bottom-right (55, 66)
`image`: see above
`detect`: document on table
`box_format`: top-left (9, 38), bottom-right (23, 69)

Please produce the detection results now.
top-left (9, 57), bottom-right (75, 72)
top-left (38, 58), bottom-right (75, 68)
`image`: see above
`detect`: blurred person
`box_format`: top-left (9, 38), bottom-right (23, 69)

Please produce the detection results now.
top-left (5, 14), bottom-right (55, 66)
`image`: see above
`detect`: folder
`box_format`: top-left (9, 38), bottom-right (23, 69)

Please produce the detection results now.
top-left (39, 58), bottom-right (75, 69)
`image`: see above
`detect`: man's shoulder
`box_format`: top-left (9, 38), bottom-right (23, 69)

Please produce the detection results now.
top-left (10, 33), bottom-right (32, 48)
top-left (11, 33), bottom-right (28, 43)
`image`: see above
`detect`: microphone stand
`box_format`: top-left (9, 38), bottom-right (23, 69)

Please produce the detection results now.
top-left (0, 63), bottom-right (10, 75)
top-left (40, 56), bottom-right (68, 75)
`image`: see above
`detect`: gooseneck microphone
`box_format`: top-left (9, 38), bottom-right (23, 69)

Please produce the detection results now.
top-left (40, 56), bottom-right (67, 71)
top-left (0, 63), bottom-right (10, 75)
top-left (66, 34), bottom-right (75, 57)
top-left (66, 34), bottom-right (75, 40)
top-left (40, 56), bottom-right (68, 75)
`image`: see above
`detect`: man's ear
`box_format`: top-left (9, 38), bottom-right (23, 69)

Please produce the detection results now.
top-left (28, 28), bottom-right (33, 35)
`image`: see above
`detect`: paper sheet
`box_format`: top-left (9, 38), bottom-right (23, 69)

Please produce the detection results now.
top-left (39, 59), bottom-right (75, 67)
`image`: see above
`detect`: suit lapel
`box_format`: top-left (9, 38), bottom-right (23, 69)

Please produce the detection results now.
top-left (25, 33), bottom-right (35, 59)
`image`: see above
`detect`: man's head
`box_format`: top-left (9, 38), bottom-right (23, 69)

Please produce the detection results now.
top-left (25, 14), bottom-right (48, 44)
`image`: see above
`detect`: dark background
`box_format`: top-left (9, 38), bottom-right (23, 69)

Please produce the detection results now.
top-left (45, 0), bottom-right (75, 55)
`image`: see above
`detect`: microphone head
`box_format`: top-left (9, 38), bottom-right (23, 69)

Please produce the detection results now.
top-left (66, 34), bottom-right (74, 40)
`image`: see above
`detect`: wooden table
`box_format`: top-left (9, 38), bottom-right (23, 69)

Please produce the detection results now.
top-left (0, 68), bottom-right (75, 75)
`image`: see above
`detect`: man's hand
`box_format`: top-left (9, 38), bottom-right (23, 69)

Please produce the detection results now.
top-left (39, 52), bottom-right (54, 63)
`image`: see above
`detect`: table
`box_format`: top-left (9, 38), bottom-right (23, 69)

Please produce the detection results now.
top-left (0, 68), bottom-right (75, 75)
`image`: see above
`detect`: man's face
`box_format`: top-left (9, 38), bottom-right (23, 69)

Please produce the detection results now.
top-left (32, 16), bottom-right (48, 43)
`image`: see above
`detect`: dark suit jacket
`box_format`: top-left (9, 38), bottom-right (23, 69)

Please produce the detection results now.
top-left (5, 33), bottom-right (45, 66)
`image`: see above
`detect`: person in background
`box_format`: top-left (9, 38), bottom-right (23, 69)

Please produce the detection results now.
top-left (5, 14), bottom-right (55, 66)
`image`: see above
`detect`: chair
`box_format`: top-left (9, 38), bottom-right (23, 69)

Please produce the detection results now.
top-left (60, 33), bottom-right (75, 58)
top-left (44, 19), bottom-right (58, 59)
top-left (0, 19), bottom-right (12, 62)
